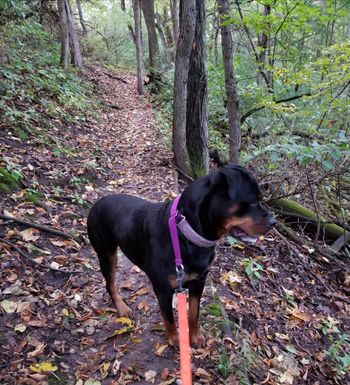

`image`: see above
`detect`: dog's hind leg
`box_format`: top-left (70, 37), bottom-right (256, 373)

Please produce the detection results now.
top-left (97, 249), bottom-right (132, 317)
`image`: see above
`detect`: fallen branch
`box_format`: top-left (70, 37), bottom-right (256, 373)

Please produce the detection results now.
top-left (0, 239), bottom-right (83, 275)
top-left (275, 222), bottom-right (340, 260)
top-left (273, 228), bottom-right (350, 305)
top-left (0, 238), bottom-right (45, 269)
top-left (270, 197), bottom-right (348, 240)
top-left (330, 232), bottom-right (350, 253)
top-left (0, 214), bottom-right (81, 242)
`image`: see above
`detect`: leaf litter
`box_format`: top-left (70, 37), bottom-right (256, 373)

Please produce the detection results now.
top-left (1, 65), bottom-right (349, 384)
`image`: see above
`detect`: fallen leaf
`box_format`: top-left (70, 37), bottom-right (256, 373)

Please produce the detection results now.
top-left (84, 379), bottom-right (101, 385)
top-left (160, 368), bottom-right (169, 381)
top-left (290, 308), bottom-right (312, 323)
top-left (195, 367), bottom-right (212, 381)
top-left (144, 369), bottom-right (157, 383)
top-left (29, 361), bottom-right (57, 372)
top-left (27, 343), bottom-right (46, 358)
top-left (1, 299), bottom-right (17, 313)
top-left (137, 300), bottom-right (150, 311)
top-left (113, 317), bottom-right (133, 335)
top-left (111, 358), bottom-right (121, 376)
top-left (19, 228), bottom-right (40, 242)
top-left (155, 343), bottom-right (168, 356)
top-left (15, 323), bottom-right (27, 333)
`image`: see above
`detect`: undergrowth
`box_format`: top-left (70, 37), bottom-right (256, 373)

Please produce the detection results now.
top-left (0, 19), bottom-right (97, 142)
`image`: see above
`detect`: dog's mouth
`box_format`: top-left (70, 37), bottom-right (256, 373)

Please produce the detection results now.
top-left (230, 227), bottom-right (260, 244)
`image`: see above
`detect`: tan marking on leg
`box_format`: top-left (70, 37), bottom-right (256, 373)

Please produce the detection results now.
top-left (106, 252), bottom-right (132, 317)
top-left (189, 295), bottom-right (205, 347)
top-left (163, 318), bottom-right (178, 347)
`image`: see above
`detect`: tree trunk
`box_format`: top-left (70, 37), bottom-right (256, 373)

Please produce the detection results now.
top-left (65, 0), bottom-right (83, 68)
top-left (140, 0), bottom-right (159, 70)
top-left (155, 12), bottom-right (172, 63)
top-left (133, 0), bottom-right (144, 95)
top-left (57, 0), bottom-right (70, 70)
top-left (172, 0), bottom-right (196, 176)
top-left (257, 4), bottom-right (272, 87)
top-left (186, 0), bottom-right (208, 177)
top-left (76, 0), bottom-right (87, 36)
top-left (218, 0), bottom-right (241, 164)
top-left (171, 0), bottom-right (180, 45)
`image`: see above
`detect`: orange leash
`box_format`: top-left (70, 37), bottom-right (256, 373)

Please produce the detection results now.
top-left (177, 291), bottom-right (192, 385)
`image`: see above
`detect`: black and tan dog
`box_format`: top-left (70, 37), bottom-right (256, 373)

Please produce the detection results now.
top-left (87, 164), bottom-right (276, 347)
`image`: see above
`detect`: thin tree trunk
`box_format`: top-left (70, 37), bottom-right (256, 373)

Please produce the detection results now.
top-left (171, 0), bottom-right (180, 45)
top-left (76, 0), bottom-right (87, 36)
top-left (156, 12), bottom-right (171, 62)
top-left (140, 0), bottom-right (159, 70)
top-left (218, 0), bottom-right (241, 164)
top-left (213, 26), bottom-right (219, 67)
top-left (65, 0), bottom-right (83, 68)
top-left (57, 0), bottom-right (70, 70)
top-left (133, 0), bottom-right (143, 95)
top-left (186, 0), bottom-right (208, 177)
top-left (257, 4), bottom-right (271, 87)
top-left (172, 0), bottom-right (196, 175)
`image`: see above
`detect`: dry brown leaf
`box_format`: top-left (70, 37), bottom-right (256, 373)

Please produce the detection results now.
top-left (19, 228), bottom-right (40, 242)
top-left (195, 367), bottom-right (212, 381)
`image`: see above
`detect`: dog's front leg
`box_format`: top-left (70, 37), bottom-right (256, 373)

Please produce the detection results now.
top-left (155, 288), bottom-right (178, 346)
top-left (188, 278), bottom-right (206, 347)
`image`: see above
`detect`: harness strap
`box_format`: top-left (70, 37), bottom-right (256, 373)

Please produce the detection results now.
top-left (168, 195), bottom-right (183, 267)
top-left (168, 195), bottom-right (192, 385)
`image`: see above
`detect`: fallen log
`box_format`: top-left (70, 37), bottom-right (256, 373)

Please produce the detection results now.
top-left (269, 197), bottom-right (348, 240)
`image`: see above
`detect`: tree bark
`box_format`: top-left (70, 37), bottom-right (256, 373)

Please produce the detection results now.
top-left (76, 0), bottom-right (87, 36)
top-left (155, 12), bottom-right (172, 62)
top-left (257, 4), bottom-right (271, 87)
top-left (186, 0), bottom-right (208, 177)
top-left (218, 0), bottom-right (241, 164)
top-left (57, 0), bottom-right (70, 70)
top-left (65, 0), bottom-right (83, 68)
top-left (171, 0), bottom-right (180, 45)
top-left (133, 0), bottom-right (144, 95)
top-left (140, 0), bottom-right (159, 70)
top-left (172, 0), bottom-right (196, 176)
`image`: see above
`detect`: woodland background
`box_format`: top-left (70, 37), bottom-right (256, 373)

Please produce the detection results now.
top-left (0, 0), bottom-right (350, 384)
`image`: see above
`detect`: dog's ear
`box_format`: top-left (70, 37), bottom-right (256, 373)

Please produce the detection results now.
top-left (215, 167), bottom-right (242, 200)
top-left (214, 165), bottom-right (260, 201)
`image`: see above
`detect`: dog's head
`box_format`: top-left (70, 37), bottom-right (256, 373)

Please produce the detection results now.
top-left (184, 164), bottom-right (276, 243)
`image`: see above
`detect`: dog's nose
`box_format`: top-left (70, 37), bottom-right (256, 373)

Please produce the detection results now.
top-left (268, 216), bottom-right (277, 227)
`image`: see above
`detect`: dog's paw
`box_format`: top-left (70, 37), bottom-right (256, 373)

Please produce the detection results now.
top-left (167, 331), bottom-right (179, 348)
top-left (116, 301), bottom-right (133, 318)
top-left (190, 331), bottom-right (206, 348)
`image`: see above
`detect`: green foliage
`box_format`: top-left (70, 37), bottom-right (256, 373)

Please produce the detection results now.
top-left (206, 0), bottom-right (350, 170)
top-left (0, 0), bottom-right (29, 24)
top-left (205, 302), bottom-right (222, 317)
top-left (0, 19), bottom-right (96, 141)
top-left (0, 164), bottom-right (22, 192)
top-left (215, 340), bottom-right (255, 384)
top-left (316, 317), bottom-right (350, 378)
top-left (82, 3), bottom-right (135, 68)
top-left (241, 258), bottom-right (264, 286)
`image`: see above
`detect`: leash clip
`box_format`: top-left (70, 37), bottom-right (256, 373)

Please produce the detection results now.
top-left (176, 264), bottom-right (186, 292)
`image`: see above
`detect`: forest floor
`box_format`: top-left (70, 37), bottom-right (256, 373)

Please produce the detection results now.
top-left (1, 65), bottom-right (350, 385)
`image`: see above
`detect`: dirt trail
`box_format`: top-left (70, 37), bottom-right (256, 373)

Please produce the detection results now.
top-left (1, 65), bottom-right (350, 385)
